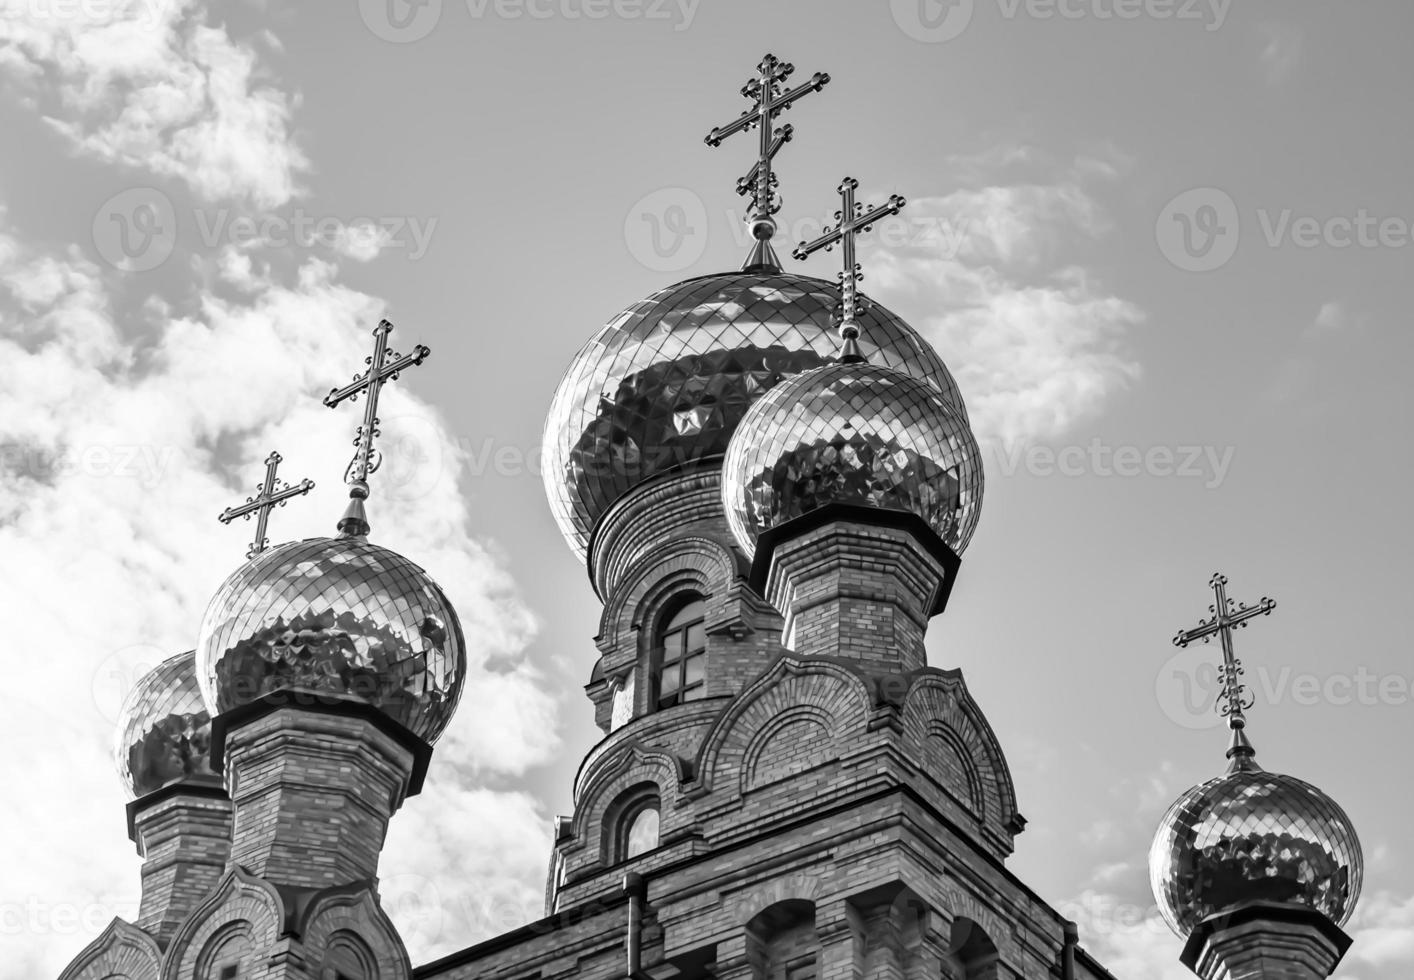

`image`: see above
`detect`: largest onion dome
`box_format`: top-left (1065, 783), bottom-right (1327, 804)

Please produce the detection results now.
top-left (1149, 751), bottom-right (1363, 938)
top-left (194, 536), bottom-right (466, 744)
top-left (114, 650), bottom-right (218, 799)
top-left (541, 271), bottom-right (969, 561)
top-left (722, 361), bottom-right (983, 559)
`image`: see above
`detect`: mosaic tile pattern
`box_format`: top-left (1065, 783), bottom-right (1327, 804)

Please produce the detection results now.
top-left (1149, 763), bottom-right (1363, 936)
top-left (114, 650), bottom-right (215, 800)
top-left (722, 362), bottom-right (983, 558)
top-left (541, 271), bottom-right (968, 561)
top-left (195, 537), bottom-right (466, 744)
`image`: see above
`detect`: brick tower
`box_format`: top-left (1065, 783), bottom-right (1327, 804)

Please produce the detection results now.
top-left (60, 650), bottom-right (231, 980)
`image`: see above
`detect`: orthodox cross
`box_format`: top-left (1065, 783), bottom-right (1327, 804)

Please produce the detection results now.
top-left (323, 318), bottom-right (430, 536)
top-left (792, 177), bottom-right (906, 361)
top-left (1173, 572), bottom-right (1276, 761)
top-left (217, 451), bottom-right (314, 559)
top-left (704, 54), bottom-right (830, 271)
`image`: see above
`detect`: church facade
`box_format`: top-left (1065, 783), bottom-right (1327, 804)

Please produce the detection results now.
top-left (59, 55), bottom-right (1362, 980)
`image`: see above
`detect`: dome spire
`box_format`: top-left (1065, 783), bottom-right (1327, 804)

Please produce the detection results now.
top-left (1172, 571), bottom-right (1277, 771)
top-left (323, 318), bottom-right (430, 538)
top-left (793, 177), bottom-right (906, 364)
top-left (704, 54), bottom-right (830, 274)
top-left (217, 451), bottom-right (315, 559)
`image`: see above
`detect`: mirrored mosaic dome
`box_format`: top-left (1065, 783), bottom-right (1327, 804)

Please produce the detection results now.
top-left (1149, 761), bottom-right (1363, 937)
top-left (542, 271), bottom-right (969, 560)
top-left (722, 362), bottom-right (983, 558)
top-left (195, 537), bottom-right (466, 744)
top-left (114, 650), bottom-right (217, 800)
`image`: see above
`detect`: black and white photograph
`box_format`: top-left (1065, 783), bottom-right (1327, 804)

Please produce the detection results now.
top-left (0, 1), bottom-right (1408, 977)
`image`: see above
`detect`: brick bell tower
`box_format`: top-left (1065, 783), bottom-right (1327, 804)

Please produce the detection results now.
top-left (60, 650), bottom-right (232, 980)
top-left (531, 54), bottom-right (1121, 980)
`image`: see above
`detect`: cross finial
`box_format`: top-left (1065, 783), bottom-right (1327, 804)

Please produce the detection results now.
top-left (1173, 572), bottom-right (1277, 769)
top-left (323, 319), bottom-right (430, 538)
top-left (792, 177), bottom-right (906, 363)
top-left (704, 53), bottom-right (830, 273)
top-left (218, 451), bottom-right (314, 559)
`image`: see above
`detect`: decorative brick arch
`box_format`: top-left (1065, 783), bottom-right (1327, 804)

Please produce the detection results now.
top-left (696, 654), bottom-right (870, 797)
top-left (300, 887), bottom-right (411, 979)
top-left (569, 742), bottom-right (689, 865)
top-left (58, 917), bottom-right (161, 980)
top-left (900, 671), bottom-right (1023, 855)
top-left (742, 704), bottom-right (836, 792)
top-left (161, 869), bottom-right (283, 980)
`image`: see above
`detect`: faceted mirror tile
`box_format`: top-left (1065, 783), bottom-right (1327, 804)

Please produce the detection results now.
top-left (195, 537), bottom-right (467, 744)
top-left (113, 650), bottom-right (215, 799)
top-left (542, 271), bottom-right (968, 560)
top-left (723, 363), bottom-right (984, 557)
top-left (1150, 767), bottom-right (1364, 936)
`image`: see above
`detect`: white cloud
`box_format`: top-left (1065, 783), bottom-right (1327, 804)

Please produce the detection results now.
top-left (864, 159), bottom-right (1144, 448)
top-left (0, 215), bottom-right (557, 976)
top-left (0, 0), bottom-right (306, 207)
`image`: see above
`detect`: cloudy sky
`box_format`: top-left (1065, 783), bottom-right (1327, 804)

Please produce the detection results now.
top-left (1, 1), bottom-right (1411, 977)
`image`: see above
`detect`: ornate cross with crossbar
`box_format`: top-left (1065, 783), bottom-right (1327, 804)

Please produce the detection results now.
top-left (323, 318), bottom-right (430, 536)
top-left (793, 177), bottom-right (906, 360)
top-left (1173, 572), bottom-right (1277, 746)
top-left (705, 54), bottom-right (830, 271)
top-left (218, 451), bottom-right (314, 559)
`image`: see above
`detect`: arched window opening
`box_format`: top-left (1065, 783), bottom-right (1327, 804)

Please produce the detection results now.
top-left (322, 934), bottom-right (374, 980)
top-left (624, 803), bottom-right (656, 854)
top-left (655, 597), bottom-right (707, 709)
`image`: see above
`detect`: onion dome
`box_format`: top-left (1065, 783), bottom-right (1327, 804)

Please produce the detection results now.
top-left (541, 270), bottom-right (968, 560)
top-left (114, 650), bottom-right (218, 800)
top-left (1149, 754), bottom-right (1363, 938)
top-left (195, 536), bottom-right (466, 743)
top-left (722, 361), bottom-right (983, 558)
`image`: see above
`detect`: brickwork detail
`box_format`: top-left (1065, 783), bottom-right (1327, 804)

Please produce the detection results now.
top-left (132, 791), bottom-right (234, 948)
top-left (161, 869), bottom-right (283, 979)
top-left (223, 709), bottom-right (416, 889)
top-left (58, 917), bottom-right (163, 980)
top-left (299, 886), bottom-right (413, 979)
top-left (763, 524), bottom-right (949, 672)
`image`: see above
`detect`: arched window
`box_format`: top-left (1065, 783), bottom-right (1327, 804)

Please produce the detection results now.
top-left (624, 803), bottom-right (661, 858)
top-left (655, 597), bottom-right (707, 709)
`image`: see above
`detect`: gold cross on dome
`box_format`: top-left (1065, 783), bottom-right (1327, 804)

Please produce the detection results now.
top-left (1173, 572), bottom-right (1277, 737)
top-left (323, 318), bottom-right (430, 536)
top-left (793, 177), bottom-right (906, 359)
top-left (218, 451), bottom-right (314, 559)
top-left (705, 53), bottom-right (830, 271)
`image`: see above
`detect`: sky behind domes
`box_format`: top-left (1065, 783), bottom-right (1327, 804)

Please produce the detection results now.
top-left (1, 2), bottom-right (1412, 977)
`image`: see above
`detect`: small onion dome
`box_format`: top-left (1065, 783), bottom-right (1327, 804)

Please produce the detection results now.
top-left (114, 650), bottom-right (217, 800)
top-left (195, 537), bottom-right (466, 744)
top-left (722, 362), bottom-right (983, 558)
top-left (542, 270), bottom-right (968, 562)
top-left (1149, 756), bottom-right (1363, 938)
